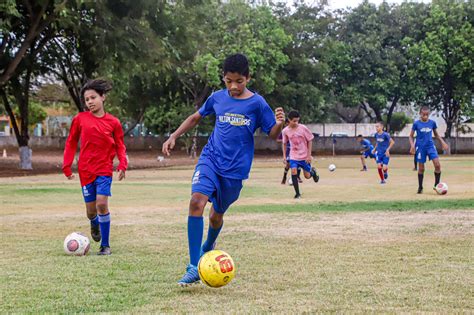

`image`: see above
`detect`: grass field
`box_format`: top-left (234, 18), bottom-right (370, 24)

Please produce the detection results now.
top-left (1, 155), bottom-right (473, 313)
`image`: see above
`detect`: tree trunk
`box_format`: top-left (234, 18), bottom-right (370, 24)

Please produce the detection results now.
top-left (19, 146), bottom-right (33, 170)
top-left (189, 85), bottom-right (211, 158)
top-left (385, 96), bottom-right (399, 132)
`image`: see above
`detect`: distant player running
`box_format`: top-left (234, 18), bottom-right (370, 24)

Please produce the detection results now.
top-left (277, 120), bottom-right (301, 185)
top-left (372, 122), bottom-right (395, 184)
top-left (162, 53), bottom-right (285, 286)
top-left (409, 106), bottom-right (449, 194)
top-left (63, 79), bottom-right (128, 255)
top-left (357, 135), bottom-right (375, 171)
top-left (282, 110), bottom-right (319, 199)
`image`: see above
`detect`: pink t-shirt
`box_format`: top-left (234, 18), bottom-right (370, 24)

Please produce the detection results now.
top-left (282, 124), bottom-right (314, 160)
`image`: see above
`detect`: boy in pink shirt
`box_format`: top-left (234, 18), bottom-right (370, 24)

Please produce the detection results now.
top-left (282, 111), bottom-right (319, 198)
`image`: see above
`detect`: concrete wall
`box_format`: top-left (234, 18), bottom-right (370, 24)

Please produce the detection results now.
top-left (1, 135), bottom-right (472, 154)
top-left (307, 123), bottom-right (474, 137)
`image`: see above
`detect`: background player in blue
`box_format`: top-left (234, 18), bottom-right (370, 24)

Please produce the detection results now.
top-left (162, 53), bottom-right (285, 286)
top-left (409, 106), bottom-right (449, 194)
top-left (372, 122), bottom-right (395, 184)
top-left (357, 135), bottom-right (375, 171)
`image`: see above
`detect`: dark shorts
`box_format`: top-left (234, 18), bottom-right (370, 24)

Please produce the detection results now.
top-left (191, 164), bottom-right (243, 214)
top-left (363, 150), bottom-right (375, 159)
top-left (82, 176), bottom-right (112, 203)
top-left (289, 160), bottom-right (312, 173)
top-left (416, 146), bottom-right (439, 163)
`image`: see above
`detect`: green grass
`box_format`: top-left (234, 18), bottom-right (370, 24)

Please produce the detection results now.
top-left (234, 198), bottom-right (474, 213)
top-left (1, 156), bottom-right (473, 313)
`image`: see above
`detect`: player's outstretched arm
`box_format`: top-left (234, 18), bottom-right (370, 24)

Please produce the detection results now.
top-left (63, 117), bottom-right (80, 179)
top-left (409, 130), bottom-right (416, 155)
top-left (268, 107), bottom-right (285, 140)
top-left (162, 111), bottom-right (202, 156)
top-left (433, 129), bottom-right (449, 151)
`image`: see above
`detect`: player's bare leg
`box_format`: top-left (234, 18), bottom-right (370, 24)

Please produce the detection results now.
top-left (201, 206), bottom-right (222, 256)
top-left (432, 158), bottom-right (442, 190)
top-left (291, 168), bottom-right (301, 198)
top-left (360, 156), bottom-right (367, 171)
top-left (86, 201), bottom-right (101, 242)
top-left (96, 195), bottom-right (111, 255)
top-left (179, 192), bottom-right (208, 286)
top-left (417, 163), bottom-right (425, 194)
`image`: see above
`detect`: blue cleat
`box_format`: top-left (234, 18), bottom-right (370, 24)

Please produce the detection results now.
top-left (178, 264), bottom-right (200, 287)
top-left (200, 241), bottom-right (216, 257)
top-left (380, 180), bottom-right (386, 184)
top-left (384, 172), bottom-right (388, 179)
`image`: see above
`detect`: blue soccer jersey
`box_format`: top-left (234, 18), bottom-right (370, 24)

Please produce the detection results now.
top-left (375, 132), bottom-right (391, 155)
top-left (361, 139), bottom-right (373, 151)
top-left (412, 119), bottom-right (437, 149)
top-left (198, 89), bottom-right (276, 179)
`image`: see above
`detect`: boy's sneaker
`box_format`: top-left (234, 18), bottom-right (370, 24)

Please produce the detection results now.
top-left (380, 180), bottom-right (386, 184)
top-left (311, 168), bottom-right (319, 183)
top-left (91, 224), bottom-right (101, 242)
top-left (384, 173), bottom-right (388, 179)
top-left (200, 241), bottom-right (216, 257)
top-left (97, 246), bottom-right (111, 255)
top-left (178, 264), bottom-right (200, 287)
top-left (294, 193), bottom-right (301, 199)
top-left (417, 187), bottom-right (423, 194)
top-left (360, 167), bottom-right (367, 171)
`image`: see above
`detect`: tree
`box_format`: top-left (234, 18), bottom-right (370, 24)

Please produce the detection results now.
top-left (327, 1), bottom-right (430, 130)
top-left (268, 1), bottom-right (333, 123)
top-left (406, 0), bottom-right (474, 137)
top-left (0, 0), bottom-right (78, 169)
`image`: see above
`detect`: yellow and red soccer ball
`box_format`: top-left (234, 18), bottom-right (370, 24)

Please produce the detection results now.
top-left (198, 250), bottom-right (235, 288)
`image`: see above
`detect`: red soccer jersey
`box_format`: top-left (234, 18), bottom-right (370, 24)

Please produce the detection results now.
top-left (62, 112), bottom-right (128, 186)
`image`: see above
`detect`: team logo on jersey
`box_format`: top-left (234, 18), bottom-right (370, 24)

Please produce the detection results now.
top-left (377, 137), bottom-right (384, 142)
top-left (192, 170), bottom-right (200, 184)
top-left (82, 186), bottom-right (90, 196)
top-left (420, 127), bottom-right (432, 133)
top-left (218, 113), bottom-right (251, 126)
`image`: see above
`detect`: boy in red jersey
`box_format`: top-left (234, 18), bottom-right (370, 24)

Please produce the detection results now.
top-left (63, 79), bottom-right (128, 255)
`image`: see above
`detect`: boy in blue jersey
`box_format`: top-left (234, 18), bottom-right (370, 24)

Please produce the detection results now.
top-left (357, 135), bottom-right (375, 171)
top-left (409, 106), bottom-right (449, 194)
top-left (162, 54), bottom-right (285, 286)
top-left (372, 122), bottom-right (395, 184)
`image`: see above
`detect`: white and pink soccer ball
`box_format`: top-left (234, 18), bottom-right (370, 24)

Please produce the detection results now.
top-left (435, 182), bottom-right (448, 195)
top-left (328, 164), bottom-right (336, 172)
top-left (64, 232), bottom-right (90, 256)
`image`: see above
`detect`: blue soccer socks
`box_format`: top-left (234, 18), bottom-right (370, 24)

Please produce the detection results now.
top-left (201, 222), bottom-right (222, 255)
top-left (188, 216), bottom-right (204, 267)
top-left (98, 213), bottom-right (111, 248)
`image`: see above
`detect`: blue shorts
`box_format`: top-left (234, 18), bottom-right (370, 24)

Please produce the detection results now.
top-left (363, 150), bottom-right (376, 159)
top-left (82, 176), bottom-right (112, 203)
top-left (191, 164), bottom-right (243, 214)
top-left (289, 160), bottom-right (312, 173)
top-left (416, 146), bottom-right (438, 163)
top-left (376, 154), bottom-right (390, 165)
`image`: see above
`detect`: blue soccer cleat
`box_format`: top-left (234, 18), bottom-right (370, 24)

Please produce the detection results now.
top-left (380, 180), bottom-right (386, 184)
top-left (384, 172), bottom-right (388, 179)
top-left (178, 264), bottom-right (200, 287)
